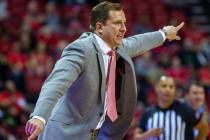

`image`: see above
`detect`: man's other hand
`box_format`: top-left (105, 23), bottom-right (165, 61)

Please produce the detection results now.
top-left (25, 118), bottom-right (44, 140)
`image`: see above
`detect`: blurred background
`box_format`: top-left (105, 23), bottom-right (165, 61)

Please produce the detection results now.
top-left (0, 0), bottom-right (209, 139)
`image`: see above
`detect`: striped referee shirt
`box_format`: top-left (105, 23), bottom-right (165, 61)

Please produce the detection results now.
top-left (139, 100), bottom-right (201, 140)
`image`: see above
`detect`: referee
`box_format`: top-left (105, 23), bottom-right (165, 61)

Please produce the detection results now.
top-left (134, 75), bottom-right (209, 140)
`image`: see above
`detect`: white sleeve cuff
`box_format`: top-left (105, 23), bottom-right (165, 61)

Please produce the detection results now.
top-left (159, 30), bottom-right (166, 41)
top-left (32, 116), bottom-right (46, 125)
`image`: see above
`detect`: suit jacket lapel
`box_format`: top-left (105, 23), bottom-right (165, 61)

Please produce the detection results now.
top-left (116, 47), bottom-right (133, 67)
top-left (89, 34), bottom-right (106, 105)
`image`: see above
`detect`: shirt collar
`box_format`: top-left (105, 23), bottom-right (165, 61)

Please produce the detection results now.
top-left (94, 33), bottom-right (111, 54)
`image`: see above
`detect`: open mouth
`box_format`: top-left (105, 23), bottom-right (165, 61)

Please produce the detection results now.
top-left (117, 34), bottom-right (124, 38)
top-left (117, 35), bottom-right (123, 40)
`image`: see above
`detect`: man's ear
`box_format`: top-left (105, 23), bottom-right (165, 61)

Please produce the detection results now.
top-left (95, 22), bottom-right (103, 34)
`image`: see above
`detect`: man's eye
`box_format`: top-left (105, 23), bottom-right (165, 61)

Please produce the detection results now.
top-left (170, 86), bottom-right (174, 89)
top-left (114, 22), bottom-right (121, 25)
top-left (162, 85), bottom-right (167, 88)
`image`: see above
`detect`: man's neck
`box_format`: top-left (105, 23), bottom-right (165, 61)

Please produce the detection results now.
top-left (158, 100), bottom-right (173, 109)
top-left (94, 32), bottom-right (116, 49)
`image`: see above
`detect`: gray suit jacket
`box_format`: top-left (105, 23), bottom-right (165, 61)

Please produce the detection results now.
top-left (31, 31), bottom-right (164, 140)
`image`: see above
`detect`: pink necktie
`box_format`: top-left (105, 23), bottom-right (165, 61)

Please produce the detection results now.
top-left (107, 50), bottom-right (118, 122)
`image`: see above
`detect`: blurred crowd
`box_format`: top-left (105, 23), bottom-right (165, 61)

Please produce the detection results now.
top-left (0, 0), bottom-right (209, 139)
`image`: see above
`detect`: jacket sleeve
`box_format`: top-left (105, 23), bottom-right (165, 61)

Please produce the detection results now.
top-left (122, 31), bottom-right (164, 57)
top-left (30, 43), bottom-right (86, 121)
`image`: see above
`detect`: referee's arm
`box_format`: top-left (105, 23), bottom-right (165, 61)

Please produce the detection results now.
top-left (134, 128), bottom-right (163, 140)
top-left (194, 116), bottom-right (209, 140)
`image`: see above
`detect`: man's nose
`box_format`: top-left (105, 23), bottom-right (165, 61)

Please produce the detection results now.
top-left (165, 87), bottom-right (171, 92)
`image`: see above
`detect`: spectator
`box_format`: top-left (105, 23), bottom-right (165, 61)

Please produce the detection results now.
top-left (166, 56), bottom-right (191, 88)
top-left (0, 80), bottom-right (27, 138)
top-left (19, 25), bottom-right (37, 53)
top-left (6, 43), bottom-right (27, 92)
top-left (24, 40), bottom-right (53, 103)
top-left (53, 39), bottom-right (68, 61)
top-left (185, 82), bottom-right (209, 139)
top-left (22, 0), bottom-right (45, 32)
top-left (200, 36), bottom-right (210, 63)
top-left (135, 52), bottom-right (163, 84)
top-left (134, 52), bottom-right (164, 104)
top-left (131, 14), bottom-right (152, 34)
top-left (0, 0), bottom-right (8, 21)
top-left (180, 21), bottom-right (206, 69)
top-left (44, 2), bottom-right (60, 32)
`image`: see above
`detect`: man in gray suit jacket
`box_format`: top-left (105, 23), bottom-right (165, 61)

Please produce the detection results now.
top-left (25, 1), bottom-right (184, 140)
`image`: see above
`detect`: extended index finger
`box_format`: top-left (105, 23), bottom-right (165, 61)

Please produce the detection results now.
top-left (176, 22), bottom-right (184, 31)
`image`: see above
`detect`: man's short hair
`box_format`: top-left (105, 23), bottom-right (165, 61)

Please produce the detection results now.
top-left (89, 1), bottom-right (123, 32)
top-left (155, 75), bottom-right (175, 85)
top-left (187, 81), bottom-right (205, 93)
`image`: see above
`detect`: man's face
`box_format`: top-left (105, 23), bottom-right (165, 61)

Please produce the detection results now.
top-left (99, 10), bottom-right (127, 48)
top-left (156, 77), bottom-right (176, 104)
top-left (187, 85), bottom-right (205, 110)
